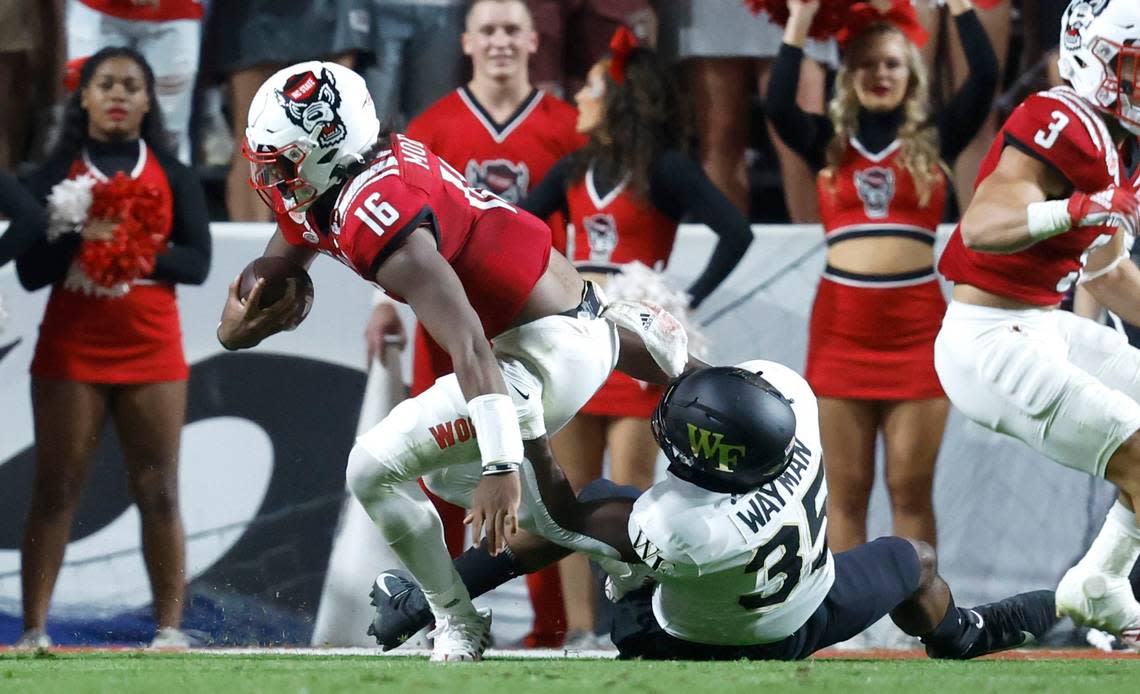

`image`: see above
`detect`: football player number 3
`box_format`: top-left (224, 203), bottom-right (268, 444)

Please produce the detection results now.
top-left (739, 464), bottom-right (828, 611)
top-left (354, 192), bottom-right (401, 237)
top-left (1034, 111), bottom-right (1070, 150)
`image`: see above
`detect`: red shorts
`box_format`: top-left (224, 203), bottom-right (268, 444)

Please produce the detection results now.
top-left (581, 370), bottom-right (661, 419)
top-left (31, 283), bottom-right (188, 383)
top-left (805, 274), bottom-right (946, 400)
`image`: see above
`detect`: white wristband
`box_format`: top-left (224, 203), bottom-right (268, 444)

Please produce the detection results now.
top-left (467, 393), bottom-right (524, 473)
top-left (1026, 200), bottom-right (1073, 241)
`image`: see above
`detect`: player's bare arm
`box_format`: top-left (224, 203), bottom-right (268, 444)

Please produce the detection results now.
top-left (374, 225), bottom-right (522, 554)
top-left (217, 229), bottom-right (319, 350)
top-left (1078, 234), bottom-right (1140, 325)
top-left (959, 147), bottom-right (1064, 254)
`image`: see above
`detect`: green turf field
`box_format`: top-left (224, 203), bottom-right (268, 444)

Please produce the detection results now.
top-left (1, 653), bottom-right (1138, 694)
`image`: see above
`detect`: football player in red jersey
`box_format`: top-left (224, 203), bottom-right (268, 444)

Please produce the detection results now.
top-left (364, 0), bottom-right (586, 647)
top-left (216, 61), bottom-right (685, 662)
top-left (936, 0), bottom-right (1140, 649)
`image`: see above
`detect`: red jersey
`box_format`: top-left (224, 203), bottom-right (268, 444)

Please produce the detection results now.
top-left (276, 134), bottom-right (552, 339)
top-left (817, 138), bottom-right (946, 244)
top-left (78, 0), bottom-right (204, 22)
top-left (939, 87), bottom-right (1137, 305)
top-left (564, 167), bottom-right (677, 269)
top-left (406, 87), bottom-right (583, 208)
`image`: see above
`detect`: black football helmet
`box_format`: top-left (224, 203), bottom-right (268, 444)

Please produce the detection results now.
top-left (651, 366), bottom-right (797, 494)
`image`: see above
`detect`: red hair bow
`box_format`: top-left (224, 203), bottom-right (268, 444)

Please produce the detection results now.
top-left (607, 25), bottom-right (639, 85)
top-left (63, 56), bottom-right (89, 93)
top-left (836, 1), bottom-right (930, 49)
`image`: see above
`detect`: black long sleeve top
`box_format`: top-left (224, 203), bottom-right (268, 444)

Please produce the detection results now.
top-left (765, 10), bottom-right (999, 170)
top-left (15, 138), bottom-right (212, 291)
top-left (0, 170), bottom-right (49, 267)
top-left (523, 150), bottom-right (753, 308)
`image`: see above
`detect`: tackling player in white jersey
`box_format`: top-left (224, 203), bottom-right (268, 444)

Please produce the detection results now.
top-left (368, 361), bottom-right (1057, 659)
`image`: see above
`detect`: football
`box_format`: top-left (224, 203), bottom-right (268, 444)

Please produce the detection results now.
top-left (238, 256), bottom-right (314, 328)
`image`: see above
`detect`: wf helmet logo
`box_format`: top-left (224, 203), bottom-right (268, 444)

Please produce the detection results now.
top-left (687, 423), bottom-right (747, 473)
top-left (276, 68), bottom-right (347, 148)
top-left (854, 166), bottom-right (896, 219)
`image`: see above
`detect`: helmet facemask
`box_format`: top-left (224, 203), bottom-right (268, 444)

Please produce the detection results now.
top-left (1100, 40), bottom-right (1140, 134)
top-left (244, 140), bottom-right (324, 214)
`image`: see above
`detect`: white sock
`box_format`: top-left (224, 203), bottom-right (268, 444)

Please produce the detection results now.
top-left (389, 531), bottom-right (474, 618)
top-left (1079, 501), bottom-right (1140, 576)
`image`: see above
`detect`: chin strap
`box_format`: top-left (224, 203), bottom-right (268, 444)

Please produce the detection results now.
top-left (600, 299), bottom-right (690, 379)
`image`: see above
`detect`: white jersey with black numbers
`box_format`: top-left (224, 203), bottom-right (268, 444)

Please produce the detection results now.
top-left (628, 360), bottom-right (834, 646)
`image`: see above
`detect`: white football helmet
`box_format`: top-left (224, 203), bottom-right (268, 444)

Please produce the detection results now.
top-left (1058, 0), bottom-right (1140, 135)
top-left (244, 61), bottom-right (380, 213)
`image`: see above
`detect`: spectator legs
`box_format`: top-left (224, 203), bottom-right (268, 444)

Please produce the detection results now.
top-left (115, 380), bottom-right (189, 631)
top-left (225, 65), bottom-right (278, 222)
top-left (819, 397), bottom-right (879, 553)
top-left (21, 379), bottom-right (110, 631)
top-left (882, 398), bottom-right (949, 549)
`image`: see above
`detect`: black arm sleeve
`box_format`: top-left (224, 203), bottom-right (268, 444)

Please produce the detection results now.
top-left (0, 170), bottom-right (49, 267)
top-left (150, 158), bottom-right (212, 285)
top-left (651, 151), bottom-right (753, 308)
top-left (764, 43), bottom-right (833, 172)
top-left (520, 156), bottom-right (573, 220)
top-left (15, 166), bottom-right (80, 291)
top-left (937, 11), bottom-right (1000, 162)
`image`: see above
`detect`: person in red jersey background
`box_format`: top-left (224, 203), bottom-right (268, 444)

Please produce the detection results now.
top-left (363, 0), bottom-right (584, 648)
top-left (13, 47), bottom-right (211, 651)
top-left (222, 61), bottom-right (685, 661)
top-left (935, 0), bottom-right (1140, 650)
top-left (521, 28), bottom-right (753, 647)
top-left (765, 0), bottom-right (997, 554)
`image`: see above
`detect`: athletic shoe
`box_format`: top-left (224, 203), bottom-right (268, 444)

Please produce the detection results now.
top-left (428, 608), bottom-right (492, 662)
top-left (1057, 564), bottom-right (1140, 651)
top-left (367, 569), bottom-right (433, 651)
top-left (13, 628), bottom-right (52, 650)
top-left (562, 630), bottom-right (615, 652)
top-left (148, 627), bottom-right (195, 651)
top-left (926, 590), bottom-right (1058, 659)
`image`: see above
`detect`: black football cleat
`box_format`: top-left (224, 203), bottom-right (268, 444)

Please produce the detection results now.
top-left (367, 569), bottom-right (433, 651)
top-left (926, 590), bottom-right (1059, 660)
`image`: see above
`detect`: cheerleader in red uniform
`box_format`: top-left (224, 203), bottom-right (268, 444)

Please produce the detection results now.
top-left (523, 29), bottom-right (752, 645)
top-left (13, 47), bottom-right (211, 650)
top-left (765, 0), bottom-right (996, 551)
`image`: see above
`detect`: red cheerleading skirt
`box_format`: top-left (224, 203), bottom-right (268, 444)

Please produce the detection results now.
top-left (31, 282), bottom-right (188, 383)
top-left (805, 269), bottom-right (946, 400)
top-left (581, 370), bottom-right (662, 419)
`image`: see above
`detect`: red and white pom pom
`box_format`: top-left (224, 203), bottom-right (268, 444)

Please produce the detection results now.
top-left (604, 261), bottom-right (708, 358)
top-left (45, 174), bottom-right (96, 241)
top-left (65, 172), bottom-right (172, 295)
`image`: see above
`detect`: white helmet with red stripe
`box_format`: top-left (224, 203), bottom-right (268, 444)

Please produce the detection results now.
top-left (1059, 0), bottom-right (1140, 135)
top-left (244, 61), bottom-right (380, 214)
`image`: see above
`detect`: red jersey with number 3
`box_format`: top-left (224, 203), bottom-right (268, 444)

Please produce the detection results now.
top-left (275, 133), bottom-right (552, 339)
top-left (939, 86), bottom-right (1136, 305)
